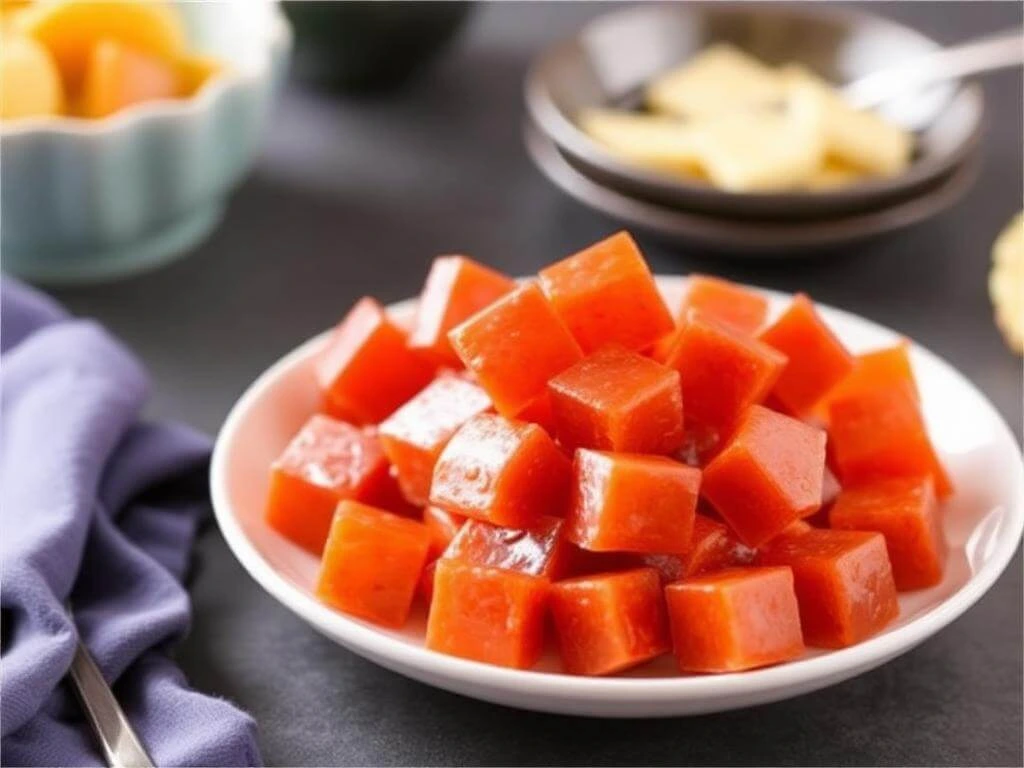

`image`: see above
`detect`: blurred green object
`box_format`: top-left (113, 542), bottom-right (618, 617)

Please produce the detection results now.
top-left (283, 1), bottom-right (473, 92)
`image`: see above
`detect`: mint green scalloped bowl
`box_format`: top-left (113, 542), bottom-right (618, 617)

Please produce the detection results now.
top-left (0, 0), bottom-right (291, 285)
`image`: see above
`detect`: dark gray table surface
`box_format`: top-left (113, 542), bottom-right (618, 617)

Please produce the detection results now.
top-left (50, 2), bottom-right (1022, 765)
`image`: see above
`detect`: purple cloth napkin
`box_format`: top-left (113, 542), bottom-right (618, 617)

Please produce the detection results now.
top-left (1, 279), bottom-right (261, 767)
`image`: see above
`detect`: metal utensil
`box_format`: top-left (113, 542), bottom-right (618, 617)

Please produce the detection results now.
top-left (67, 627), bottom-right (155, 768)
top-left (842, 28), bottom-right (1024, 110)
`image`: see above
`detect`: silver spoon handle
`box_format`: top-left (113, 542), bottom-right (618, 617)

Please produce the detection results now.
top-left (841, 28), bottom-right (1024, 110)
top-left (68, 639), bottom-right (155, 768)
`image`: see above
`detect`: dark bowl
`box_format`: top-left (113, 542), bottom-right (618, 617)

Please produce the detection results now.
top-left (524, 3), bottom-right (984, 220)
top-left (284, 1), bottom-right (473, 92)
top-left (524, 117), bottom-right (980, 256)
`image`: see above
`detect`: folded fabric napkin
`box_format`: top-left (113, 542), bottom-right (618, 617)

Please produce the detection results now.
top-left (1, 279), bottom-right (261, 767)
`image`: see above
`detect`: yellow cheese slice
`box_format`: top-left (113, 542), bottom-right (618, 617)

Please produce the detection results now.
top-left (646, 43), bottom-right (786, 119)
top-left (783, 65), bottom-right (913, 177)
top-left (579, 108), bottom-right (705, 177)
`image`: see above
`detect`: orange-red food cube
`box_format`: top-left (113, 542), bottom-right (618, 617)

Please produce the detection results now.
top-left (266, 415), bottom-right (390, 554)
top-left (702, 406), bottom-right (826, 547)
top-left (550, 568), bottom-right (670, 675)
top-left (547, 346), bottom-right (684, 454)
top-left (759, 294), bottom-right (856, 418)
top-left (758, 528), bottom-right (899, 647)
top-left (443, 515), bottom-right (569, 579)
top-left (538, 231), bottom-right (674, 353)
top-left (422, 505), bottom-right (465, 559)
top-left (664, 313), bottom-right (787, 439)
top-left (829, 477), bottom-right (945, 591)
top-left (566, 450), bottom-right (700, 553)
top-left (429, 413), bottom-right (571, 528)
top-left (409, 255), bottom-right (516, 366)
top-left (814, 342), bottom-right (918, 423)
top-left (639, 514), bottom-right (756, 582)
top-left (425, 559), bottom-right (548, 669)
top-left (828, 385), bottom-right (952, 498)
top-left (677, 275), bottom-right (769, 335)
top-left (665, 567), bottom-right (805, 673)
top-left (448, 282), bottom-right (583, 418)
top-left (316, 297), bottom-right (435, 424)
top-left (378, 373), bottom-right (492, 506)
top-left (315, 501), bottom-right (431, 628)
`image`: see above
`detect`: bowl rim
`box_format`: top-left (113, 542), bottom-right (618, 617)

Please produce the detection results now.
top-left (524, 2), bottom-right (987, 206)
top-left (209, 279), bottom-right (1024, 705)
top-left (0, 0), bottom-right (292, 139)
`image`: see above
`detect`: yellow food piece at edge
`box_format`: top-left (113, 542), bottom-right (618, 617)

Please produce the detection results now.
top-left (990, 212), bottom-right (1024, 355)
top-left (646, 43), bottom-right (786, 119)
top-left (783, 64), bottom-right (912, 178)
top-left (579, 108), bottom-right (705, 178)
top-left (0, 33), bottom-right (63, 118)
top-left (76, 38), bottom-right (180, 119)
top-left (804, 158), bottom-right (868, 189)
top-left (21, 0), bottom-right (185, 93)
top-left (176, 52), bottom-right (222, 97)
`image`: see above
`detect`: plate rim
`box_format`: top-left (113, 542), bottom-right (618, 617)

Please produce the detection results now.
top-left (210, 279), bottom-right (1023, 708)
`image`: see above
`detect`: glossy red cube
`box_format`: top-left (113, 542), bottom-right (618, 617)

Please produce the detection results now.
top-left (550, 568), bottom-right (670, 675)
top-left (548, 346), bottom-right (684, 454)
top-left (266, 415), bottom-right (390, 554)
top-left (378, 373), bottom-right (492, 506)
top-left (538, 231), bottom-right (674, 353)
top-left (316, 297), bottom-right (436, 424)
top-left (701, 406), bottom-right (826, 547)
top-left (566, 450), bottom-right (700, 554)
top-left (429, 414), bottom-right (571, 528)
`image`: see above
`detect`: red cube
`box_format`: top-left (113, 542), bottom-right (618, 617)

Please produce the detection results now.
top-left (316, 501), bottom-right (432, 628)
top-left (538, 231), bottom-right (674, 353)
top-left (665, 567), bottom-right (805, 673)
top-left (378, 373), bottom-right (492, 506)
top-left (316, 297), bottom-right (436, 425)
top-left (759, 295), bottom-right (856, 417)
top-left (425, 560), bottom-right (548, 669)
top-left (829, 477), bottom-right (945, 591)
top-left (409, 255), bottom-right (516, 366)
top-left (664, 313), bottom-right (787, 440)
top-left (701, 406), bottom-right (826, 547)
top-left (828, 385), bottom-right (952, 499)
top-left (759, 527), bottom-right (899, 647)
top-left (550, 568), bottom-right (670, 675)
top-left (566, 450), bottom-right (700, 554)
top-left (429, 414), bottom-right (571, 528)
top-left (548, 346), bottom-right (684, 454)
top-left (448, 283), bottom-right (583, 418)
top-left (677, 274), bottom-right (769, 335)
top-left (266, 415), bottom-right (390, 554)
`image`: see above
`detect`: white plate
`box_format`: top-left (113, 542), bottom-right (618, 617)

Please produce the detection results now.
top-left (210, 277), bottom-right (1023, 717)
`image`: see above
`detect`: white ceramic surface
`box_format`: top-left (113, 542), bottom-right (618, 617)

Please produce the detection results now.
top-left (210, 277), bottom-right (1024, 717)
top-left (0, 0), bottom-right (291, 284)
